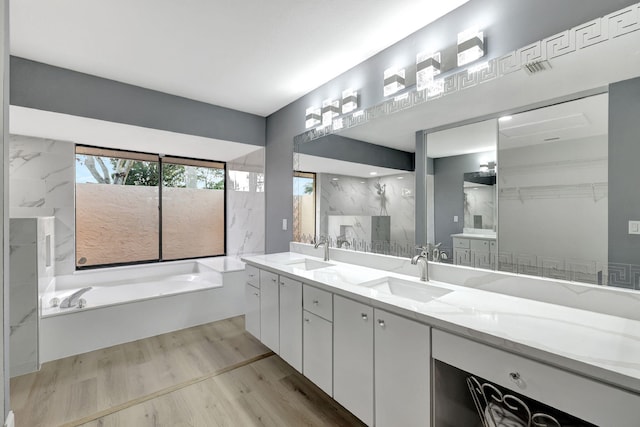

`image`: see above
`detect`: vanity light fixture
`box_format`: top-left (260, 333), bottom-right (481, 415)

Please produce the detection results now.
top-left (479, 161), bottom-right (497, 171)
top-left (321, 99), bottom-right (340, 127)
top-left (383, 67), bottom-right (405, 97)
top-left (305, 106), bottom-right (321, 129)
top-left (369, 171), bottom-right (378, 176)
top-left (341, 88), bottom-right (358, 114)
top-left (416, 52), bottom-right (441, 91)
top-left (457, 28), bottom-right (485, 66)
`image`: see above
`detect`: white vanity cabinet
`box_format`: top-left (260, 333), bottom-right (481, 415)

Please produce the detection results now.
top-left (375, 308), bottom-right (431, 427)
top-left (278, 276), bottom-right (302, 372)
top-left (333, 295), bottom-right (374, 426)
top-left (452, 235), bottom-right (496, 269)
top-left (302, 284), bottom-right (333, 396)
top-left (259, 270), bottom-right (280, 353)
top-left (432, 330), bottom-right (640, 427)
top-left (244, 265), bottom-right (260, 339)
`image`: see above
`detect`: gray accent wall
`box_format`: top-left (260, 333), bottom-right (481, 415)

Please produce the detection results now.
top-left (296, 135), bottom-right (414, 171)
top-left (10, 57), bottom-right (266, 147)
top-left (433, 151), bottom-right (493, 256)
top-left (609, 77), bottom-right (640, 266)
top-left (265, 0), bottom-right (638, 253)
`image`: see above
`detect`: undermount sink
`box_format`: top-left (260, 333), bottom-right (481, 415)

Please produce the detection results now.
top-left (285, 258), bottom-right (335, 271)
top-left (361, 277), bottom-right (451, 302)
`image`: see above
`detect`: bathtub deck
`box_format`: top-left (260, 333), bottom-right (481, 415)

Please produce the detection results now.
top-left (10, 315), bottom-right (364, 427)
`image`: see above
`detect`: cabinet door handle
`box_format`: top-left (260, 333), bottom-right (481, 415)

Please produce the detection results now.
top-left (280, 282), bottom-right (285, 286)
top-left (377, 319), bottom-right (385, 328)
top-left (361, 313), bottom-right (368, 320)
top-left (313, 300), bottom-right (319, 305)
top-left (304, 318), bottom-right (310, 322)
top-left (271, 278), bottom-right (277, 282)
top-left (509, 372), bottom-right (521, 381)
top-left (253, 292), bottom-right (259, 296)
top-left (248, 274), bottom-right (255, 277)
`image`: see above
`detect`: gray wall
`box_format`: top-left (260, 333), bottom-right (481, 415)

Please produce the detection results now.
top-left (609, 77), bottom-right (640, 266)
top-left (10, 57), bottom-right (266, 147)
top-left (264, 0), bottom-right (638, 253)
top-left (296, 135), bottom-right (414, 171)
top-left (433, 151), bottom-right (493, 255)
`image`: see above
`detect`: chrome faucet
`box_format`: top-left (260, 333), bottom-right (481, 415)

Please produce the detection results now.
top-left (411, 247), bottom-right (429, 282)
top-left (60, 287), bottom-right (92, 308)
top-left (314, 236), bottom-right (330, 261)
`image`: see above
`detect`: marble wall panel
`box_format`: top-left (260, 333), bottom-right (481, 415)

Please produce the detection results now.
top-left (10, 135), bottom-right (75, 275)
top-left (226, 148), bottom-right (265, 257)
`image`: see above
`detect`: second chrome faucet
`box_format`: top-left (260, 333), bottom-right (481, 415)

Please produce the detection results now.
top-left (411, 247), bottom-right (429, 282)
top-left (314, 236), bottom-right (330, 261)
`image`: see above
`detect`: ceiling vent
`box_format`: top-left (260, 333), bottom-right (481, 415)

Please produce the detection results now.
top-left (523, 59), bottom-right (551, 75)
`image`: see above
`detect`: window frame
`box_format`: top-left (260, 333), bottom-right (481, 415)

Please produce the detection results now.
top-left (75, 144), bottom-right (227, 270)
top-left (293, 170), bottom-right (317, 243)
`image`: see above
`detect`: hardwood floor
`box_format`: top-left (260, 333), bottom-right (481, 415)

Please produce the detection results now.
top-left (11, 316), bottom-right (364, 427)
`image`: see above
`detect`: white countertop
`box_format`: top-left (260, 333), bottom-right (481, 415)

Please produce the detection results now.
top-left (451, 233), bottom-right (497, 240)
top-left (242, 252), bottom-right (640, 394)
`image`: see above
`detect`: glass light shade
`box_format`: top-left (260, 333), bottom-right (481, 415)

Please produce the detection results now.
top-left (321, 99), bottom-right (340, 127)
top-left (305, 106), bottom-right (321, 129)
top-left (416, 52), bottom-right (441, 91)
top-left (457, 28), bottom-right (484, 66)
top-left (383, 67), bottom-right (405, 97)
top-left (341, 88), bottom-right (358, 114)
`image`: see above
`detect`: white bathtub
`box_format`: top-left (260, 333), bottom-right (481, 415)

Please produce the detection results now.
top-left (42, 260), bottom-right (223, 317)
top-left (39, 258), bottom-right (246, 362)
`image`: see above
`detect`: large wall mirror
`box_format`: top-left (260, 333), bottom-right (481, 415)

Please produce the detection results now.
top-left (426, 119), bottom-right (497, 267)
top-left (292, 7), bottom-right (640, 289)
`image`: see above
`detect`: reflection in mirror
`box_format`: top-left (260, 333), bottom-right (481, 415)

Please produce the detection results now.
top-left (293, 142), bottom-right (415, 257)
top-left (463, 170), bottom-right (496, 232)
top-left (426, 119), bottom-right (497, 268)
top-left (497, 94), bottom-right (608, 284)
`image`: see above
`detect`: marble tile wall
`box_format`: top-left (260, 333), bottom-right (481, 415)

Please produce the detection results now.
top-left (318, 171), bottom-right (415, 255)
top-left (226, 148), bottom-right (265, 257)
top-left (10, 216), bottom-right (54, 377)
top-left (10, 135), bottom-right (75, 275)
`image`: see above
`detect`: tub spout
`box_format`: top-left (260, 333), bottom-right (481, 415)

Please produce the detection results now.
top-left (60, 287), bottom-right (92, 308)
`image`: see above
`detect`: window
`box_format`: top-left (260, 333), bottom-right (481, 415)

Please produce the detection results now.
top-left (293, 171), bottom-right (316, 243)
top-left (75, 146), bottom-right (225, 268)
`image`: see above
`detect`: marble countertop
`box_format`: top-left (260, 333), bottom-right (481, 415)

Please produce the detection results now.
top-left (198, 256), bottom-right (246, 273)
top-left (451, 233), bottom-right (497, 240)
top-left (242, 252), bottom-right (640, 394)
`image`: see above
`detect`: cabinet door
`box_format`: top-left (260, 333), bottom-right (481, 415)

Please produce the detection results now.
top-left (244, 283), bottom-right (260, 339)
top-left (279, 276), bottom-right (302, 372)
top-left (334, 295), bottom-right (374, 426)
top-left (259, 271), bottom-right (279, 352)
top-left (454, 248), bottom-right (471, 266)
top-left (303, 310), bottom-right (332, 396)
top-left (375, 309), bottom-right (430, 427)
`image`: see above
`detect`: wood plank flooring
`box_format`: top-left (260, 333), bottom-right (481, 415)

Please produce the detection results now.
top-left (11, 316), bottom-right (364, 427)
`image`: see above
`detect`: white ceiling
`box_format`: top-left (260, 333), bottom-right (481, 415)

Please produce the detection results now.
top-left (10, 0), bottom-right (470, 117)
top-left (427, 119), bottom-right (496, 158)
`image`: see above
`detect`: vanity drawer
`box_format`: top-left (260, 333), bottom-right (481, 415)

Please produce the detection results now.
top-left (245, 264), bottom-right (259, 288)
top-left (259, 269), bottom-right (278, 288)
top-left (432, 330), bottom-right (640, 427)
top-left (470, 239), bottom-right (490, 252)
top-left (303, 284), bottom-right (333, 321)
top-left (453, 238), bottom-right (470, 249)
